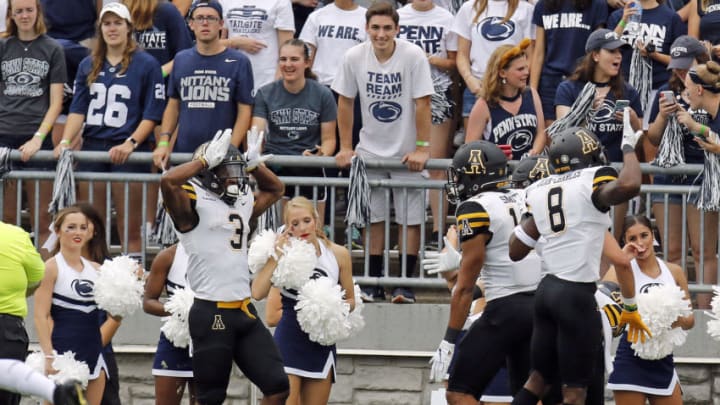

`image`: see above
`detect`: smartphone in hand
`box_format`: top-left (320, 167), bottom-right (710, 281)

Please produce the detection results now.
top-left (660, 90), bottom-right (675, 105)
top-left (614, 99), bottom-right (630, 112)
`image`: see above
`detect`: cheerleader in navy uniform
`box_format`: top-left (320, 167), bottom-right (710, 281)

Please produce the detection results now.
top-left (606, 215), bottom-right (694, 405)
top-left (252, 196), bottom-right (356, 405)
top-left (143, 243), bottom-right (195, 405)
top-left (34, 207), bottom-right (118, 405)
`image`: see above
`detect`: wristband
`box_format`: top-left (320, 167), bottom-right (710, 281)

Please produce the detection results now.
top-left (622, 296), bottom-right (637, 311)
top-left (513, 225), bottom-right (537, 248)
top-left (416, 140), bottom-right (430, 147)
top-left (698, 125), bottom-right (707, 137)
top-left (622, 144), bottom-right (635, 154)
top-left (60, 139), bottom-right (71, 145)
top-left (34, 131), bottom-right (46, 140)
top-left (157, 140), bottom-right (169, 147)
top-left (162, 70), bottom-right (169, 78)
top-left (618, 19), bottom-right (626, 28)
top-left (444, 327), bottom-right (461, 343)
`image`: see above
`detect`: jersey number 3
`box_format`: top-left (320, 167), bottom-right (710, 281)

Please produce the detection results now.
top-left (228, 213), bottom-right (245, 250)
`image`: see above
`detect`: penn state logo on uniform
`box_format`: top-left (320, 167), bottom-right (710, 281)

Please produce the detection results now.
top-left (71, 279), bottom-right (95, 298)
top-left (477, 16), bottom-right (516, 41)
top-left (639, 282), bottom-right (663, 294)
top-left (370, 101), bottom-right (402, 123)
top-left (309, 268), bottom-right (329, 281)
top-left (8, 71), bottom-right (41, 88)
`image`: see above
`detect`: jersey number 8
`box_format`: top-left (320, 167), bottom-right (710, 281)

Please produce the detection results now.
top-left (547, 187), bottom-right (566, 233)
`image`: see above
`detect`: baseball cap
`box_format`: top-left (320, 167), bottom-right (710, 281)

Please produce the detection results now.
top-left (188, 0), bottom-right (223, 19)
top-left (99, 3), bottom-right (132, 23)
top-left (585, 29), bottom-right (630, 53)
top-left (667, 35), bottom-right (708, 70)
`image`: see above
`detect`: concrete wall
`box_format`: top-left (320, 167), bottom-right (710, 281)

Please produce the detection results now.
top-left (21, 303), bottom-right (720, 404)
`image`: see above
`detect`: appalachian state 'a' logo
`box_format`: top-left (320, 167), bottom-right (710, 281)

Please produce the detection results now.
top-left (464, 149), bottom-right (486, 175)
top-left (529, 157), bottom-right (551, 180)
top-left (576, 129), bottom-right (599, 155)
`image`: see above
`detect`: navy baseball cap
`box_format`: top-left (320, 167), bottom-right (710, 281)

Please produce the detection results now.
top-left (585, 29), bottom-right (630, 53)
top-left (668, 35), bottom-right (708, 70)
top-left (188, 0), bottom-right (223, 19)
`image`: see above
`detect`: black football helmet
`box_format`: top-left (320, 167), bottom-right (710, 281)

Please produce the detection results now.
top-left (193, 143), bottom-right (249, 205)
top-left (510, 155), bottom-right (554, 188)
top-left (446, 140), bottom-right (509, 203)
top-left (549, 127), bottom-right (607, 173)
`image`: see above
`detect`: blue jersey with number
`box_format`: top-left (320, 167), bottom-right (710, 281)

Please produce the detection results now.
top-left (168, 47), bottom-right (254, 153)
top-left (70, 51), bottom-right (165, 141)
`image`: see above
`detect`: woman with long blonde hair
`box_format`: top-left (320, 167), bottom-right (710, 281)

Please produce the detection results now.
top-left (252, 196), bottom-right (355, 405)
top-left (466, 39), bottom-right (546, 158)
top-left (54, 2), bottom-right (165, 258)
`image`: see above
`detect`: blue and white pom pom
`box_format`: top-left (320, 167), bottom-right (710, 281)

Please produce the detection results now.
top-left (95, 255), bottom-right (144, 318)
top-left (345, 284), bottom-right (365, 337)
top-left (705, 286), bottom-right (720, 341)
top-left (248, 229), bottom-right (278, 274)
top-left (273, 238), bottom-right (317, 290)
top-left (161, 287), bottom-right (195, 348)
top-left (296, 278), bottom-right (351, 346)
top-left (25, 351), bottom-right (45, 374)
top-left (632, 283), bottom-right (691, 360)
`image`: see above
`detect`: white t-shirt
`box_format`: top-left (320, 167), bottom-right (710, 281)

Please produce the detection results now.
top-left (451, 0), bottom-right (535, 81)
top-left (219, 0), bottom-right (295, 92)
top-left (331, 39), bottom-right (434, 158)
top-left (397, 4), bottom-right (458, 82)
top-left (299, 3), bottom-right (367, 86)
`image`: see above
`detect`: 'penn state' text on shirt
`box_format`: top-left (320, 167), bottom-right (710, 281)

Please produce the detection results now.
top-left (398, 25), bottom-right (445, 54)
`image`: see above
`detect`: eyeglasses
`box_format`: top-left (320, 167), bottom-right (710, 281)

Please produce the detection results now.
top-left (191, 16), bottom-right (220, 23)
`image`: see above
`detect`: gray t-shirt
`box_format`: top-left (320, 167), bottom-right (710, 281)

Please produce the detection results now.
top-left (0, 35), bottom-right (67, 138)
top-left (253, 78), bottom-right (337, 156)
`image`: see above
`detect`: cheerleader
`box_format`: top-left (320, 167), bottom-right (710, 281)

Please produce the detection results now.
top-left (606, 215), bottom-right (694, 405)
top-left (143, 243), bottom-right (195, 405)
top-left (252, 196), bottom-right (355, 405)
top-left (34, 207), bottom-right (116, 405)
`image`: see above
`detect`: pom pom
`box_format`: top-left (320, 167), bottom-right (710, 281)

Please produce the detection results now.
top-left (632, 283), bottom-right (692, 360)
top-left (25, 351), bottom-right (45, 374)
top-left (49, 351), bottom-right (91, 388)
top-left (345, 284), bottom-right (365, 337)
top-left (48, 149), bottom-right (76, 216)
top-left (161, 287), bottom-right (195, 348)
top-left (248, 229), bottom-right (278, 274)
top-left (95, 255), bottom-right (144, 318)
top-left (295, 278), bottom-right (350, 346)
top-left (706, 286), bottom-right (720, 340)
top-left (345, 156), bottom-right (370, 229)
top-left (273, 238), bottom-right (317, 290)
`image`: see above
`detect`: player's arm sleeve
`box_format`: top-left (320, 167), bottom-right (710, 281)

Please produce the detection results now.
top-left (456, 201), bottom-right (491, 244)
top-left (591, 166), bottom-right (619, 212)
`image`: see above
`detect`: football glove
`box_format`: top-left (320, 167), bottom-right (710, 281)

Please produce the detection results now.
top-left (619, 306), bottom-right (651, 344)
top-left (621, 107), bottom-right (642, 152)
top-left (245, 126), bottom-right (272, 171)
top-left (423, 237), bottom-right (461, 274)
top-left (203, 129), bottom-right (232, 169)
top-left (428, 340), bottom-right (455, 383)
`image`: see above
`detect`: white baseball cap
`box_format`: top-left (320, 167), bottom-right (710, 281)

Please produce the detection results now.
top-left (99, 3), bottom-right (132, 23)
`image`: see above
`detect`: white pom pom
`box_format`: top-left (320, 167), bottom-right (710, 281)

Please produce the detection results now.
top-left (346, 284), bottom-right (365, 337)
top-left (248, 229), bottom-right (278, 274)
top-left (273, 238), bottom-right (317, 290)
top-left (706, 286), bottom-right (720, 341)
top-left (95, 255), bottom-right (144, 318)
top-left (49, 351), bottom-right (91, 388)
top-left (161, 287), bottom-right (195, 348)
top-left (25, 351), bottom-right (45, 374)
top-left (295, 278), bottom-right (350, 346)
top-left (632, 284), bottom-right (692, 360)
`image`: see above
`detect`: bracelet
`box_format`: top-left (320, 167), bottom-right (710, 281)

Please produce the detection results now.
top-left (60, 139), bottom-right (71, 145)
top-left (416, 140), bottom-right (430, 147)
top-left (162, 70), bottom-right (169, 78)
top-left (618, 19), bottom-right (626, 28)
top-left (444, 327), bottom-right (461, 343)
top-left (34, 131), bottom-right (46, 140)
top-left (698, 125), bottom-right (707, 137)
top-left (157, 140), bottom-right (170, 147)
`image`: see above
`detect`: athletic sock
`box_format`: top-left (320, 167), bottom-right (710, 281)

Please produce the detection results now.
top-left (369, 255), bottom-right (383, 277)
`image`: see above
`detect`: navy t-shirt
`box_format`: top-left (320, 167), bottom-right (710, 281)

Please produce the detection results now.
top-left (70, 51), bottom-right (165, 142)
top-left (168, 47), bottom-right (254, 153)
top-left (134, 3), bottom-right (193, 67)
top-left (608, 4), bottom-right (686, 89)
top-left (648, 84), bottom-right (709, 164)
top-left (532, 0), bottom-right (608, 76)
top-left (41, 0), bottom-right (97, 42)
top-left (555, 80), bottom-right (642, 161)
top-left (698, 0), bottom-right (720, 46)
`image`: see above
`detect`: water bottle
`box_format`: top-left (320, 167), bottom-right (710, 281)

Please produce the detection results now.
top-left (627, 1), bottom-right (643, 35)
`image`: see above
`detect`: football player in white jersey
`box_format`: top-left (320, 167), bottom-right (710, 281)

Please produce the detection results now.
top-left (429, 141), bottom-right (542, 405)
top-left (160, 130), bottom-right (288, 405)
top-left (508, 115), bottom-right (650, 405)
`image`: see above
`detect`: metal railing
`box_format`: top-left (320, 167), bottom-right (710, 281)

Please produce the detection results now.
top-left (1, 150), bottom-right (716, 292)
